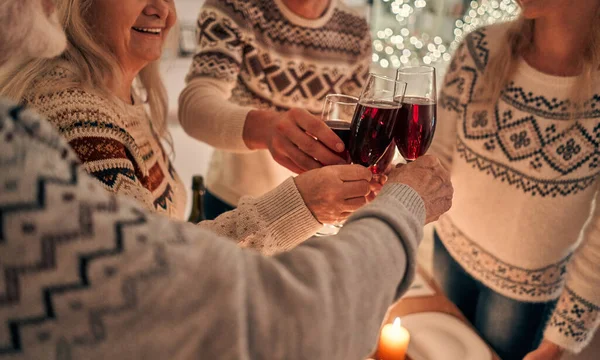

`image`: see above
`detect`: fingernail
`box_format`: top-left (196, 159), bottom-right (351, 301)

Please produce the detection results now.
top-left (336, 143), bottom-right (345, 152)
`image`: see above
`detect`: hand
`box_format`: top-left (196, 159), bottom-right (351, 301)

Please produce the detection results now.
top-left (387, 155), bottom-right (453, 223)
top-left (295, 165), bottom-right (373, 224)
top-left (523, 340), bottom-right (564, 360)
top-left (244, 108), bottom-right (347, 174)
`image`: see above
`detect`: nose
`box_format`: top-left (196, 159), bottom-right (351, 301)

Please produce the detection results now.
top-left (144, 0), bottom-right (170, 19)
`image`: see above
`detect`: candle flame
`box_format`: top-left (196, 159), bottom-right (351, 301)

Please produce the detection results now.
top-left (393, 317), bottom-right (402, 329)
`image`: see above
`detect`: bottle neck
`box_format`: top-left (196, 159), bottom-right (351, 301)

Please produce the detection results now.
top-left (188, 188), bottom-right (205, 222)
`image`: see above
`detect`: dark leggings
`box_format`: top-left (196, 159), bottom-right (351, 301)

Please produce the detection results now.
top-left (433, 232), bottom-right (556, 360)
top-left (204, 190), bottom-right (235, 220)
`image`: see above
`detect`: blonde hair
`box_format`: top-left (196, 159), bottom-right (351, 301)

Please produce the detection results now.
top-left (0, 0), bottom-right (169, 141)
top-left (483, 14), bottom-right (600, 116)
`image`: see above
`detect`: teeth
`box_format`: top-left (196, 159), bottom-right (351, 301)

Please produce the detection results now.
top-left (133, 27), bottom-right (161, 34)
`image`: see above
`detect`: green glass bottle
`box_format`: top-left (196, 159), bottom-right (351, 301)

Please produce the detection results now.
top-left (187, 175), bottom-right (206, 223)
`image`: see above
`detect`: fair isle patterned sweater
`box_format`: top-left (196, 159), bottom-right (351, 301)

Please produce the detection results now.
top-left (431, 23), bottom-right (600, 353)
top-left (179, 0), bottom-right (371, 206)
top-left (0, 98), bottom-right (426, 359)
top-left (24, 65), bottom-right (187, 220)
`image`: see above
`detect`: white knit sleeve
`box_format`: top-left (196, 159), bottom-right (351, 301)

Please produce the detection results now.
top-left (196, 178), bottom-right (322, 255)
top-left (544, 184), bottom-right (600, 353)
top-left (178, 3), bottom-right (254, 152)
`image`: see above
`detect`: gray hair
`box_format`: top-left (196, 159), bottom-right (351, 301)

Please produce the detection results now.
top-left (0, 0), bottom-right (67, 66)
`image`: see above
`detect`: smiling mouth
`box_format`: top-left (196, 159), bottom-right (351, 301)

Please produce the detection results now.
top-left (132, 27), bottom-right (162, 35)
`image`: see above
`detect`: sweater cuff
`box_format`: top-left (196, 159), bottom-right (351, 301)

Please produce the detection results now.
top-left (544, 286), bottom-right (600, 353)
top-left (376, 183), bottom-right (427, 223)
top-left (221, 106), bottom-right (253, 152)
top-left (347, 183), bottom-right (426, 299)
top-left (253, 177), bottom-right (322, 251)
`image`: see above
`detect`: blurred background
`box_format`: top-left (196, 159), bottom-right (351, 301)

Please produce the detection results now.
top-left (161, 2), bottom-right (599, 355)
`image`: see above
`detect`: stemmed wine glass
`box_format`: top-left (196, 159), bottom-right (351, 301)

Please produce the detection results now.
top-left (394, 66), bottom-right (437, 162)
top-left (317, 94), bottom-right (359, 236)
top-left (349, 74), bottom-right (407, 178)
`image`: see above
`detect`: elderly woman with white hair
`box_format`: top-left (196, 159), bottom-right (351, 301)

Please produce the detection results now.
top-left (0, 0), bottom-right (385, 255)
top-left (0, 0), bottom-right (454, 359)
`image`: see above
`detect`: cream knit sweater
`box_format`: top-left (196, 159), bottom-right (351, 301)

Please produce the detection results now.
top-left (178, 0), bottom-right (371, 206)
top-left (432, 23), bottom-right (600, 353)
top-left (24, 65), bottom-right (323, 254)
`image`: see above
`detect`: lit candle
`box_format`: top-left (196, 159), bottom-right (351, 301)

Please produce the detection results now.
top-left (376, 317), bottom-right (410, 360)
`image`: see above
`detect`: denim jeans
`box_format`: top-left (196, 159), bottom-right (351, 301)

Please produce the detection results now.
top-left (433, 231), bottom-right (557, 360)
top-left (204, 190), bottom-right (235, 220)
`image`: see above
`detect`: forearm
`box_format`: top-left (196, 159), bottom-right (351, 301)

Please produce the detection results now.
top-left (187, 184), bottom-right (425, 359)
top-left (544, 191), bottom-right (600, 353)
top-left (178, 79), bottom-right (254, 152)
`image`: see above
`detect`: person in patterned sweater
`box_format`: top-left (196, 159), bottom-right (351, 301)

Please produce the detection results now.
top-left (429, 0), bottom-right (600, 359)
top-left (0, 1), bottom-right (457, 359)
top-left (179, 0), bottom-right (373, 220)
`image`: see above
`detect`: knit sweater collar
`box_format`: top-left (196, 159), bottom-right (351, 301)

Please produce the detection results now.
top-left (273, 0), bottom-right (337, 28)
top-left (516, 57), bottom-right (579, 88)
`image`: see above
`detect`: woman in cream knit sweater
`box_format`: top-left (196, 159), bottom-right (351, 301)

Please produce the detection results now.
top-left (431, 0), bottom-right (600, 358)
top-left (0, 0), bottom-right (378, 255)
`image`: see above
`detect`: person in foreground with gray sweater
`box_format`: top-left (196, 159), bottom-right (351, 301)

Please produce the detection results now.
top-left (0, 0), bottom-right (453, 359)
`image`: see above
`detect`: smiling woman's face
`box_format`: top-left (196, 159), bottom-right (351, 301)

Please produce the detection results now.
top-left (89, 0), bottom-right (176, 72)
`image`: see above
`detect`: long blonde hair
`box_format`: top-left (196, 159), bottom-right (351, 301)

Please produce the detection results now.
top-left (483, 13), bottom-right (600, 115)
top-left (0, 0), bottom-right (169, 140)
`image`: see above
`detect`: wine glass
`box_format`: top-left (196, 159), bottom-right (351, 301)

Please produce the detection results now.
top-left (316, 94), bottom-right (359, 236)
top-left (321, 94), bottom-right (359, 163)
top-left (394, 66), bottom-right (437, 162)
top-left (349, 73), bottom-right (407, 178)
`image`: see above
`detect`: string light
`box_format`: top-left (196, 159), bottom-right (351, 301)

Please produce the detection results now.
top-left (372, 0), bottom-right (520, 68)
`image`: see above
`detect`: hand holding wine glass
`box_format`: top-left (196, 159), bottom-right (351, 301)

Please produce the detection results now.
top-left (294, 164), bottom-right (374, 225)
top-left (244, 108), bottom-right (348, 174)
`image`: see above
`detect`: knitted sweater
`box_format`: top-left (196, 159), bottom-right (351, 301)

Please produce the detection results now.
top-left (24, 65), bottom-right (187, 220)
top-left (179, 0), bottom-right (371, 206)
top-left (432, 23), bottom-right (600, 353)
top-left (0, 98), bottom-right (426, 359)
top-left (23, 65), bottom-right (326, 254)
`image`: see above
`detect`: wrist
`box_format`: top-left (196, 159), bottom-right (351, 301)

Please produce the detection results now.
top-left (243, 109), bottom-right (278, 150)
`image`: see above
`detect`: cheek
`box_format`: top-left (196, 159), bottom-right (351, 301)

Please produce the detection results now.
top-left (520, 0), bottom-right (569, 18)
top-left (165, 9), bottom-right (178, 34)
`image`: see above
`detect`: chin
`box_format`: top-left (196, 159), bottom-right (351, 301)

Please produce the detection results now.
top-left (141, 53), bottom-right (163, 63)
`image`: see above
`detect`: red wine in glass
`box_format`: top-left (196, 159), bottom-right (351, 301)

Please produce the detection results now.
top-left (325, 119), bottom-right (351, 161)
top-left (394, 96), bottom-right (437, 161)
top-left (349, 100), bottom-right (400, 171)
